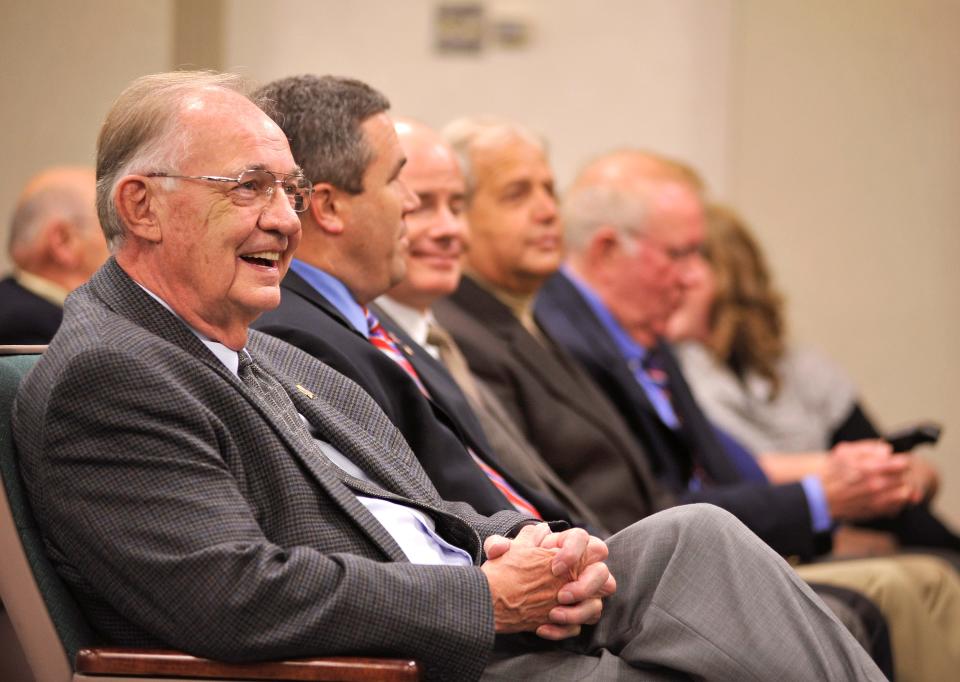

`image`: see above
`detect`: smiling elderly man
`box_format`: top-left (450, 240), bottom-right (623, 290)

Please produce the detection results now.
top-left (12, 72), bottom-right (882, 682)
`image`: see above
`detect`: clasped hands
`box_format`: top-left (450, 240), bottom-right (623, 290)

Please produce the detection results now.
top-left (822, 440), bottom-right (938, 520)
top-left (480, 524), bottom-right (616, 640)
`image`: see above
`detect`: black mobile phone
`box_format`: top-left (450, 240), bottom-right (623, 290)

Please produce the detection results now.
top-left (884, 422), bottom-right (942, 453)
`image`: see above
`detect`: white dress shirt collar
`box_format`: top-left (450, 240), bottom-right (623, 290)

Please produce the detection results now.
top-left (135, 282), bottom-right (472, 567)
top-left (373, 295), bottom-right (433, 346)
top-left (134, 282), bottom-right (240, 376)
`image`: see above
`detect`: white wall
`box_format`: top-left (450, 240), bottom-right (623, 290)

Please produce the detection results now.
top-left (223, 0), bottom-right (732, 192)
top-left (728, 0), bottom-right (960, 526)
top-left (0, 0), bottom-right (172, 274)
top-left (2, 0), bottom-right (957, 527)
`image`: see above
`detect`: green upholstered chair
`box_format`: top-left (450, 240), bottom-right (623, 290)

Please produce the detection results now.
top-left (0, 347), bottom-right (420, 681)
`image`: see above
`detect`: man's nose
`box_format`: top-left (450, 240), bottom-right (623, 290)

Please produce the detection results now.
top-left (532, 188), bottom-right (558, 224)
top-left (680, 253), bottom-right (708, 288)
top-left (433, 204), bottom-right (467, 238)
top-left (259, 187), bottom-right (302, 235)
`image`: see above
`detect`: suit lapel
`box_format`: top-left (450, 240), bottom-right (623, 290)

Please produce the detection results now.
top-left (655, 341), bottom-right (743, 484)
top-left (91, 259), bottom-right (248, 383)
top-left (275, 360), bottom-right (483, 561)
top-left (92, 261), bottom-right (417, 562)
top-left (452, 277), bottom-right (595, 418)
top-left (369, 305), bottom-right (487, 448)
top-left (535, 272), bottom-right (696, 486)
top-left (371, 304), bottom-right (578, 523)
top-left (282, 271), bottom-right (367, 335)
top-left (535, 272), bottom-right (665, 425)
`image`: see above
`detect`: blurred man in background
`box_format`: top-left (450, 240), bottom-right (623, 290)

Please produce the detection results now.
top-left (535, 148), bottom-right (960, 681)
top-left (376, 116), bottom-right (611, 533)
top-left (1, 166), bottom-right (108, 344)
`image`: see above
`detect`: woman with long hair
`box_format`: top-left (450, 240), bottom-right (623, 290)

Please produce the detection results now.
top-left (667, 204), bottom-right (879, 455)
top-left (666, 205), bottom-right (957, 550)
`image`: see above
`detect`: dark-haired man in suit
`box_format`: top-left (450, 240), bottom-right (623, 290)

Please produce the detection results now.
top-left (252, 75), bottom-right (585, 524)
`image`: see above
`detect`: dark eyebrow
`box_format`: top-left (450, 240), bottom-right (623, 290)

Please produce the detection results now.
top-left (389, 156), bottom-right (407, 181)
top-left (502, 179), bottom-right (531, 193)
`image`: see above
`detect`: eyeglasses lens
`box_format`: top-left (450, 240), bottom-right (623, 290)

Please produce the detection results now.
top-left (238, 170), bottom-right (311, 213)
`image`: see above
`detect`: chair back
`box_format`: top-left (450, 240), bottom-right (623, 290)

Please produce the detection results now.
top-left (0, 351), bottom-right (97, 681)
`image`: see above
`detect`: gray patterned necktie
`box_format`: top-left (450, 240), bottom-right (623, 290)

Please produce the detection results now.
top-left (237, 350), bottom-right (328, 460)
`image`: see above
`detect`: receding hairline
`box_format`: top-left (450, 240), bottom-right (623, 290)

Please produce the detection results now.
top-left (440, 116), bottom-right (548, 197)
top-left (571, 148), bottom-right (705, 196)
top-left (562, 149), bottom-right (707, 253)
top-left (20, 166), bottom-right (96, 199)
top-left (8, 166), bottom-right (99, 255)
top-left (95, 71), bottom-right (271, 250)
top-left (394, 117), bottom-right (460, 171)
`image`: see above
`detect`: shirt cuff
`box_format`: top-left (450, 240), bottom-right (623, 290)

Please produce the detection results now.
top-left (801, 475), bottom-right (833, 533)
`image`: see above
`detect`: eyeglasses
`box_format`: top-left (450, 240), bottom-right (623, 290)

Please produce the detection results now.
top-left (634, 234), bottom-right (706, 264)
top-left (147, 169), bottom-right (314, 213)
top-left (657, 242), bottom-right (706, 263)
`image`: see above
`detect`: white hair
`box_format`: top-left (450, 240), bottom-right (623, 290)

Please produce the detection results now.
top-left (562, 184), bottom-right (649, 253)
top-left (441, 115), bottom-right (547, 198)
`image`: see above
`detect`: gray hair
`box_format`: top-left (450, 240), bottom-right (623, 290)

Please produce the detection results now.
top-left (562, 184), bottom-right (649, 253)
top-left (441, 116), bottom-right (547, 198)
top-left (8, 184), bottom-right (94, 258)
top-left (96, 71), bottom-right (251, 250)
top-left (254, 75), bottom-right (390, 194)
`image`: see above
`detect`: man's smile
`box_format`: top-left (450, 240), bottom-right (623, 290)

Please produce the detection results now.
top-left (240, 250), bottom-right (282, 267)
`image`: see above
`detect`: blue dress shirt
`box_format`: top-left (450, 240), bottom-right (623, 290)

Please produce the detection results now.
top-left (290, 259), bottom-right (370, 338)
top-left (560, 268), bottom-right (832, 532)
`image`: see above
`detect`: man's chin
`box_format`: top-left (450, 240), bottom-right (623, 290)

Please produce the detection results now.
top-left (532, 249), bottom-right (564, 273)
top-left (388, 261), bottom-right (409, 288)
top-left (648, 317), bottom-right (673, 342)
top-left (241, 289), bottom-right (283, 317)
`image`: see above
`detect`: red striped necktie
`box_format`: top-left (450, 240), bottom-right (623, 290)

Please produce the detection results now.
top-left (365, 308), bottom-right (428, 395)
top-left (362, 307), bottom-right (542, 519)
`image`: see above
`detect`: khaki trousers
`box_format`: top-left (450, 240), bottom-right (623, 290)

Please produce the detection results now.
top-left (797, 555), bottom-right (960, 682)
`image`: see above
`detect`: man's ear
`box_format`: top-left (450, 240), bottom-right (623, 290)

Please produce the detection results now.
top-left (585, 225), bottom-right (623, 264)
top-left (115, 176), bottom-right (161, 243)
top-left (308, 183), bottom-right (346, 235)
top-left (42, 219), bottom-right (79, 267)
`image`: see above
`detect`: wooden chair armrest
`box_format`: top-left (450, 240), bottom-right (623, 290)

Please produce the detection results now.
top-left (0, 345), bottom-right (47, 355)
top-left (75, 647), bottom-right (421, 681)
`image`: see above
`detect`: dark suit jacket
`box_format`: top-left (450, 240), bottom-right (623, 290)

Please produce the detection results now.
top-left (14, 259), bottom-right (530, 681)
top-left (252, 270), bottom-right (569, 522)
top-left (535, 271), bottom-right (828, 558)
top-left (435, 276), bottom-right (671, 533)
top-left (0, 276), bottom-right (63, 344)
top-left (371, 304), bottom-right (607, 534)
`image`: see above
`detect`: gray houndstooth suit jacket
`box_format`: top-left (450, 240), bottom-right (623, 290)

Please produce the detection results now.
top-left (13, 259), bottom-right (533, 681)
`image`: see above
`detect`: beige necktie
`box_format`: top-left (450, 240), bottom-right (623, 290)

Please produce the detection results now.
top-left (426, 322), bottom-right (482, 406)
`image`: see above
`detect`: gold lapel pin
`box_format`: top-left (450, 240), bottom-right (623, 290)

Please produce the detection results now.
top-left (295, 384), bottom-right (316, 399)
